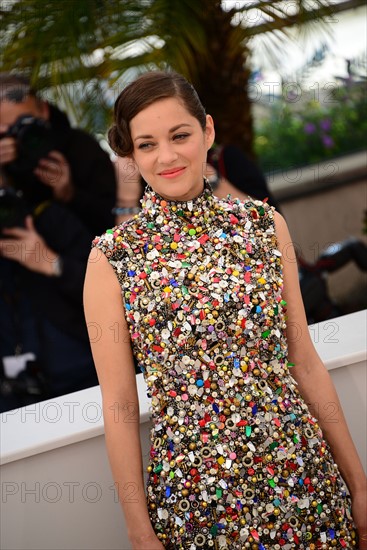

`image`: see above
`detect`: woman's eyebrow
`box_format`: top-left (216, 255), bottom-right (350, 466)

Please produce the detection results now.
top-left (133, 123), bottom-right (193, 141)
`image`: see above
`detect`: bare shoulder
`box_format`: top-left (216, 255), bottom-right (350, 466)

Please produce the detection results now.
top-left (272, 210), bottom-right (297, 261)
top-left (273, 208), bottom-right (289, 233)
top-left (84, 247), bottom-right (122, 296)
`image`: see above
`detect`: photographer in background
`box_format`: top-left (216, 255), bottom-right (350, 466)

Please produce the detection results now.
top-left (0, 74), bottom-right (116, 412)
top-left (0, 73), bottom-right (116, 235)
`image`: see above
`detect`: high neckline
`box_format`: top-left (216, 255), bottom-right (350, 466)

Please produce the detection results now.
top-left (140, 178), bottom-right (218, 225)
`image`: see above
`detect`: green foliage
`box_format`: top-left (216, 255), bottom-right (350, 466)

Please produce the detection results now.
top-left (254, 83), bottom-right (367, 171)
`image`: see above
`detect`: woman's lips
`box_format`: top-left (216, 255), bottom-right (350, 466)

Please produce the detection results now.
top-left (159, 167), bottom-right (186, 178)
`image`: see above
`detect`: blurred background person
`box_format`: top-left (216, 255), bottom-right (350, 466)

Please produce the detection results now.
top-left (207, 143), bottom-right (282, 212)
top-left (112, 157), bottom-right (143, 225)
top-left (0, 73), bottom-right (116, 235)
top-left (0, 73), bottom-right (117, 412)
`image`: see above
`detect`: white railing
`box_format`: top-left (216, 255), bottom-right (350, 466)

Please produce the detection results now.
top-left (1, 310), bottom-right (366, 550)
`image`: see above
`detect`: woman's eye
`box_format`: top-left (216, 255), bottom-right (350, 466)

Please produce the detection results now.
top-left (138, 142), bottom-right (154, 150)
top-left (173, 133), bottom-right (190, 141)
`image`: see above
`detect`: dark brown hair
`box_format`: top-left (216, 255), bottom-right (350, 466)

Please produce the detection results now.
top-left (0, 73), bottom-right (38, 104)
top-left (108, 71), bottom-right (206, 157)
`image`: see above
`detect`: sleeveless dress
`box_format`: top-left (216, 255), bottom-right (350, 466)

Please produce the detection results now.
top-left (93, 181), bottom-right (357, 550)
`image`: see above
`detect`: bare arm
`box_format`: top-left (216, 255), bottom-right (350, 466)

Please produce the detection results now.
top-left (274, 210), bottom-right (367, 546)
top-left (83, 249), bottom-right (164, 549)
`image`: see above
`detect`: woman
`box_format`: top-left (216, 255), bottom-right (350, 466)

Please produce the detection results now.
top-left (83, 71), bottom-right (366, 550)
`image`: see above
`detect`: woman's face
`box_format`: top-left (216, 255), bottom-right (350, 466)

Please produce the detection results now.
top-left (129, 97), bottom-right (215, 201)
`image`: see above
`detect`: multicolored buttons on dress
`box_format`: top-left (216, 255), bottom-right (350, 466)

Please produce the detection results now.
top-left (93, 180), bottom-right (357, 549)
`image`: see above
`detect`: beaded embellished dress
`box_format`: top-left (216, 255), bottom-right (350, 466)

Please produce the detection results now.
top-left (93, 181), bottom-right (356, 550)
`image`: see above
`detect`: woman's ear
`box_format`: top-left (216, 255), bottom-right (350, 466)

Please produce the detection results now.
top-left (205, 114), bottom-right (215, 150)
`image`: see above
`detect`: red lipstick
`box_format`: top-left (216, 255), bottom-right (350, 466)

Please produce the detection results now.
top-left (159, 167), bottom-right (186, 178)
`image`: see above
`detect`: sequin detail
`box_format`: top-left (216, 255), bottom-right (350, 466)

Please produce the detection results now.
top-left (93, 181), bottom-right (357, 549)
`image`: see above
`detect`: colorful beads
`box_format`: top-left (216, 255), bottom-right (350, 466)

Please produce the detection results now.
top-left (92, 180), bottom-right (356, 549)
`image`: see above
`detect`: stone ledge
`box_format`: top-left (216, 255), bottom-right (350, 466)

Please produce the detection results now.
top-left (266, 150), bottom-right (367, 201)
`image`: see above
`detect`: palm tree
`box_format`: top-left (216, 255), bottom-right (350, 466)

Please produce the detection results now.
top-left (1, 0), bottom-right (364, 155)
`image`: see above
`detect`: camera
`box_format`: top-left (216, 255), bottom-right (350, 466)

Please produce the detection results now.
top-left (0, 114), bottom-right (63, 231)
top-left (0, 114), bottom-right (60, 173)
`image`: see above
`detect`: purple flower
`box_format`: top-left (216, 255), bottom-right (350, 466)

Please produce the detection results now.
top-left (304, 122), bottom-right (316, 135)
top-left (320, 118), bottom-right (332, 132)
top-left (322, 135), bottom-right (334, 148)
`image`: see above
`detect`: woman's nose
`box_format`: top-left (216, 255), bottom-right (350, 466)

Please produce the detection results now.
top-left (157, 142), bottom-right (178, 164)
